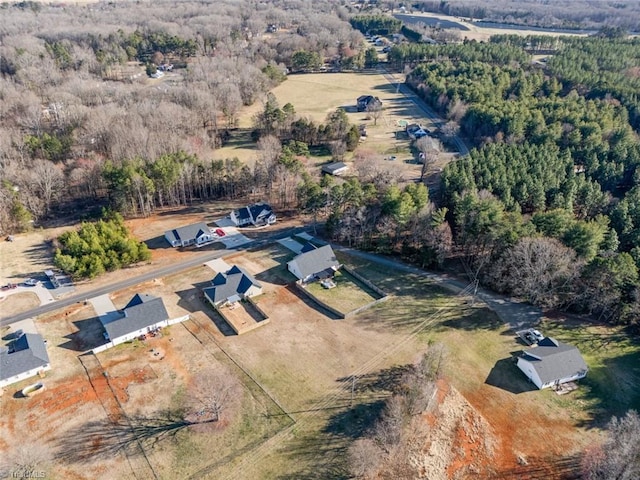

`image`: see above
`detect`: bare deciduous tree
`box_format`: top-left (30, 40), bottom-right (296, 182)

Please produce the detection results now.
top-left (582, 410), bottom-right (640, 480)
top-left (186, 368), bottom-right (241, 429)
top-left (349, 438), bottom-right (383, 480)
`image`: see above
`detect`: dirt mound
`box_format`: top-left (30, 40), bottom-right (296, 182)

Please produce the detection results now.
top-left (414, 381), bottom-right (496, 479)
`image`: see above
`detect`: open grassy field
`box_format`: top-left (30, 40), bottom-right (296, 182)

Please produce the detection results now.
top-left (305, 269), bottom-right (381, 315)
top-left (218, 71), bottom-right (429, 183)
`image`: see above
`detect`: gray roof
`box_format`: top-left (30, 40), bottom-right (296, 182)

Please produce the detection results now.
top-left (520, 337), bottom-right (588, 385)
top-left (289, 244), bottom-right (340, 280)
top-left (322, 162), bottom-right (348, 174)
top-left (165, 222), bottom-right (210, 243)
top-left (102, 294), bottom-right (169, 340)
top-left (203, 265), bottom-right (261, 304)
top-left (0, 333), bottom-right (50, 382)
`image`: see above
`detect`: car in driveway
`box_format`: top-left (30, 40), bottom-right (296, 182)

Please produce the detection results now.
top-left (1, 283), bottom-right (18, 291)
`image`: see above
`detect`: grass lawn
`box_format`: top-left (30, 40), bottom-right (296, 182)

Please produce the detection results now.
top-left (305, 270), bottom-right (381, 315)
top-left (538, 318), bottom-right (640, 423)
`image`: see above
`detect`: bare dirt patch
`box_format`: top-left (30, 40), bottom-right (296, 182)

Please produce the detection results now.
top-left (0, 292), bottom-right (40, 316)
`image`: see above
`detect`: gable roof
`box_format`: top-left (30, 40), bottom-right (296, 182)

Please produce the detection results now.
top-left (248, 203), bottom-right (273, 220)
top-left (322, 162), bottom-right (348, 174)
top-left (203, 265), bottom-right (261, 304)
top-left (101, 294), bottom-right (169, 340)
top-left (520, 337), bottom-right (587, 385)
top-left (289, 244), bottom-right (340, 280)
top-left (165, 222), bottom-right (210, 243)
top-left (300, 242), bottom-right (318, 253)
top-left (0, 333), bottom-right (49, 381)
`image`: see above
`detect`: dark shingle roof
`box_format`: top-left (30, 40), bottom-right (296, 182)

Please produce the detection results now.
top-left (165, 222), bottom-right (210, 243)
top-left (0, 333), bottom-right (49, 382)
top-left (102, 294), bottom-right (169, 340)
top-left (520, 337), bottom-right (588, 385)
top-left (203, 265), bottom-right (261, 304)
top-left (289, 245), bottom-right (340, 280)
top-left (235, 207), bottom-right (251, 220)
top-left (248, 203), bottom-right (273, 221)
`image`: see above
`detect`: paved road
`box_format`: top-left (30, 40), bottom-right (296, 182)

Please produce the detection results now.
top-left (0, 226), bottom-right (306, 327)
top-left (381, 67), bottom-right (470, 156)
top-left (335, 246), bottom-right (541, 330)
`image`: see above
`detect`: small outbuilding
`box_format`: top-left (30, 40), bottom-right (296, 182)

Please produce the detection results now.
top-left (357, 95), bottom-right (382, 112)
top-left (516, 337), bottom-right (588, 389)
top-left (321, 162), bottom-right (349, 176)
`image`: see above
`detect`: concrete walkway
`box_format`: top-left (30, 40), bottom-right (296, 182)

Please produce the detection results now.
top-left (204, 258), bottom-right (232, 274)
top-left (335, 246), bottom-right (541, 331)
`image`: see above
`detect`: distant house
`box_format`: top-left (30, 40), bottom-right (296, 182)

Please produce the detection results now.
top-left (516, 337), bottom-right (588, 389)
top-left (406, 123), bottom-right (429, 140)
top-left (357, 95), bottom-right (382, 112)
top-left (321, 162), bottom-right (349, 176)
top-left (203, 265), bottom-right (262, 308)
top-left (165, 222), bottom-right (213, 248)
top-left (0, 333), bottom-right (51, 388)
top-left (101, 294), bottom-right (170, 346)
top-left (230, 202), bottom-right (276, 227)
top-left (287, 244), bottom-right (341, 283)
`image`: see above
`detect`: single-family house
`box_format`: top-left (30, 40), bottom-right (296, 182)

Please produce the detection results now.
top-left (101, 294), bottom-right (170, 346)
top-left (0, 333), bottom-right (51, 388)
top-left (322, 162), bottom-right (349, 176)
top-left (357, 95), bottom-right (383, 112)
top-left (230, 202), bottom-right (276, 227)
top-left (406, 123), bottom-right (429, 140)
top-left (287, 244), bottom-right (341, 283)
top-left (203, 265), bottom-right (262, 308)
top-left (516, 337), bottom-right (588, 389)
top-left (165, 222), bottom-right (214, 248)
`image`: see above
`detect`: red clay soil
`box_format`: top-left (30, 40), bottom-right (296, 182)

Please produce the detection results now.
top-left (33, 377), bottom-right (97, 416)
top-left (464, 386), bottom-right (583, 479)
top-left (108, 365), bottom-right (157, 404)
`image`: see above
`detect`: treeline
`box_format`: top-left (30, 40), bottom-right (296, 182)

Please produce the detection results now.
top-left (350, 15), bottom-right (402, 35)
top-left (401, 37), bottom-right (640, 325)
top-left (0, 0), bottom-right (367, 233)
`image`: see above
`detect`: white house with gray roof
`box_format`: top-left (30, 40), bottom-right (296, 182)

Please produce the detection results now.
top-left (203, 265), bottom-right (262, 307)
top-left (0, 333), bottom-right (51, 388)
top-left (164, 222), bottom-right (213, 248)
top-left (516, 337), bottom-right (588, 389)
top-left (100, 294), bottom-right (171, 346)
top-left (287, 244), bottom-right (341, 283)
top-left (230, 202), bottom-right (276, 227)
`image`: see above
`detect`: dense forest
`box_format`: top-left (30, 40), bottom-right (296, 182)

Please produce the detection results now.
top-left (386, 37), bottom-right (640, 325)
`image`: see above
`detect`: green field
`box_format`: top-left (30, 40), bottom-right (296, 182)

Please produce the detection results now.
top-left (305, 270), bottom-right (382, 315)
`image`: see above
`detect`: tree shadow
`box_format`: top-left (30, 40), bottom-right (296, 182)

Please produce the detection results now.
top-left (439, 306), bottom-right (504, 331)
top-left (336, 365), bottom-right (412, 396)
top-left (285, 284), bottom-right (342, 320)
top-left (54, 410), bottom-right (206, 464)
top-left (485, 357), bottom-right (538, 394)
top-left (59, 317), bottom-right (107, 352)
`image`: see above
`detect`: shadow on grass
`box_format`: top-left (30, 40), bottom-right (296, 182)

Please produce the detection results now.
top-left (491, 453), bottom-right (582, 479)
top-left (439, 306), bottom-right (503, 331)
top-left (337, 365), bottom-right (412, 396)
top-left (175, 286), bottom-right (236, 336)
top-left (485, 357), bottom-right (537, 394)
top-left (59, 317), bottom-right (107, 352)
top-left (55, 410), bottom-right (204, 464)
top-left (285, 284), bottom-right (342, 320)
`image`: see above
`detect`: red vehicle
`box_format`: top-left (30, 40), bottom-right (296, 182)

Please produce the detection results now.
top-left (1, 283), bottom-right (18, 291)
top-left (215, 228), bottom-right (226, 237)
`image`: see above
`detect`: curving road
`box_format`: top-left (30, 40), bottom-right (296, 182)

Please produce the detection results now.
top-left (0, 226), bottom-right (306, 327)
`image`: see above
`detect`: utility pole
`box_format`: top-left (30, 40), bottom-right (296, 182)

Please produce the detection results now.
top-left (350, 376), bottom-right (356, 407)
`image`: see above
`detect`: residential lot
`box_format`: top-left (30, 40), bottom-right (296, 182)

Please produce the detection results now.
top-left (2, 245), bottom-right (638, 479)
top-left (304, 269), bottom-right (382, 315)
